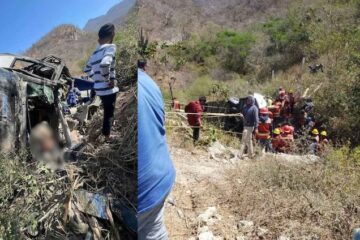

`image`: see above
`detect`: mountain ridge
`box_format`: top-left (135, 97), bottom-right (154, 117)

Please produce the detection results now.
top-left (26, 25), bottom-right (97, 75)
top-left (26, 1), bottom-right (136, 75)
top-left (84, 0), bottom-right (136, 32)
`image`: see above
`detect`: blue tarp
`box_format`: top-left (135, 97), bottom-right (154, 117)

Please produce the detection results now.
top-left (73, 78), bottom-right (94, 91)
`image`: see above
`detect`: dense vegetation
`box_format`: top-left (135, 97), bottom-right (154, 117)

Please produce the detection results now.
top-left (146, 0), bottom-right (360, 145)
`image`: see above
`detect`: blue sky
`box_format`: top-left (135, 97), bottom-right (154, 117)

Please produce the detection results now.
top-left (0, 0), bottom-right (121, 54)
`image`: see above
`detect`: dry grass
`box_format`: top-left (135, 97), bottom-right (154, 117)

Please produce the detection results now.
top-left (0, 82), bottom-right (137, 239)
top-left (225, 151), bottom-right (360, 239)
top-left (84, 83), bottom-right (137, 206)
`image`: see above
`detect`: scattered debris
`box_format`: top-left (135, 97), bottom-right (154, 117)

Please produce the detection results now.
top-left (197, 207), bottom-right (218, 224)
top-left (177, 209), bottom-right (185, 219)
top-left (238, 220), bottom-right (254, 233)
top-left (208, 141), bottom-right (237, 163)
top-left (236, 236), bottom-right (247, 240)
top-left (198, 228), bottom-right (215, 240)
top-left (278, 236), bottom-right (290, 240)
top-left (257, 227), bottom-right (269, 238)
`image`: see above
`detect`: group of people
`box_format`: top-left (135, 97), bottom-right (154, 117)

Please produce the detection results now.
top-left (240, 87), bottom-right (329, 158)
top-left (182, 86), bottom-right (330, 157)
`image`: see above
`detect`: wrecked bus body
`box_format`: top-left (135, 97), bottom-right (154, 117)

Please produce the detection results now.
top-left (0, 53), bottom-right (73, 153)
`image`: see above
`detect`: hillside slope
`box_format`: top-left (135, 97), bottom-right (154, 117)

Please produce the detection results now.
top-left (26, 1), bottom-right (136, 75)
top-left (84, 0), bottom-right (136, 32)
top-left (26, 25), bottom-right (97, 75)
top-left (138, 0), bottom-right (309, 41)
top-left (141, 0), bottom-right (360, 144)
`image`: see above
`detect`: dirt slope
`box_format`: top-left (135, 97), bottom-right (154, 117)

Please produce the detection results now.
top-left (165, 139), bottom-right (320, 239)
top-left (138, 0), bottom-right (303, 42)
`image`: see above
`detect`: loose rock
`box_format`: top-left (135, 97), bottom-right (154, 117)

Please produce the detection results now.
top-left (197, 207), bottom-right (217, 224)
top-left (198, 231), bottom-right (214, 240)
top-left (238, 220), bottom-right (254, 232)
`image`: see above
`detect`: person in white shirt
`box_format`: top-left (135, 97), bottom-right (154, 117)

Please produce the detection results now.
top-left (84, 23), bottom-right (119, 141)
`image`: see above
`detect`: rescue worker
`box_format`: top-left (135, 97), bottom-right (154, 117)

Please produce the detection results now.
top-left (271, 88), bottom-right (286, 125)
top-left (272, 128), bottom-right (286, 153)
top-left (270, 100), bottom-right (282, 127)
top-left (281, 124), bottom-right (295, 138)
top-left (294, 109), bottom-right (307, 137)
top-left (278, 86), bottom-right (285, 95)
top-left (305, 116), bottom-right (316, 132)
top-left (83, 23), bottom-right (119, 142)
top-left (320, 130), bottom-right (329, 144)
top-left (276, 89), bottom-right (286, 105)
top-left (287, 90), bottom-right (296, 113)
top-left (282, 90), bottom-right (295, 121)
top-left (309, 128), bottom-right (320, 155)
top-left (185, 97), bottom-right (207, 144)
top-left (256, 107), bottom-right (273, 153)
top-left (280, 124), bottom-right (295, 153)
top-left (138, 68), bottom-right (176, 239)
top-left (317, 130), bottom-right (329, 155)
top-left (238, 96), bottom-right (259, 159)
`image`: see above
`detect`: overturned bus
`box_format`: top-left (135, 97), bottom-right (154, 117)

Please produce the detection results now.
top-left (0, 54), bottom-right (73, 152)
top-left (206, 93), bottom-right (268, 135)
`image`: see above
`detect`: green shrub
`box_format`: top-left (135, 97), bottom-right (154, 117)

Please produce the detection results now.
top-left (187, 76), bottom-right (216, 100)
top-left (163, 30), bottom-right (255, 74)
top-left (264, 16), bottom-right (309, 55)
top-left (114, 21), bottom-right (138, 85)
top-left (214, 30), bottom-right (255, 74)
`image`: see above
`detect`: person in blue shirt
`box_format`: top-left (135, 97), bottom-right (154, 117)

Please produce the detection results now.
top-left (138, 67), bottom-right (176, 240)
top-left (238, 96), bottom-right (259, 159)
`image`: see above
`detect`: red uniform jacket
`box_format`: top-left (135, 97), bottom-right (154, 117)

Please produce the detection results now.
top-left (185, 100), bottom-right (203, 126)
top-left (272, 135), bottom-right (287, 152)
top-left (256, 121), bottom-right (271, 140)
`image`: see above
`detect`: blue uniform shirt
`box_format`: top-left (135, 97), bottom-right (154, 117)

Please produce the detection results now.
top-left (138, 69), bottom-right (176, 214)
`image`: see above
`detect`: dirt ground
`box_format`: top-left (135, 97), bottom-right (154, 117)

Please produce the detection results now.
top-left (164, 138), bottom-right (320, 240)
top-left (165, 140), bottom-right (245, 240)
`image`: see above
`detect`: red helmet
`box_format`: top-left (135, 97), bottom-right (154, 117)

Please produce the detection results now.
top-left (282, 125), bottom-right (293, 134)
top-left (260, 107), bottom-right (269, 114)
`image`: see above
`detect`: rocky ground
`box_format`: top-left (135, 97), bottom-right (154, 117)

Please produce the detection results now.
top-left (164, 139), bottom-right (320, 240)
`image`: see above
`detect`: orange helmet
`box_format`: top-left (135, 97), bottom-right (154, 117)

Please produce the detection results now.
top-left (260, 107), bottom-right (269, 114)
top-left (282, 125), bottom-right (293, 134)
